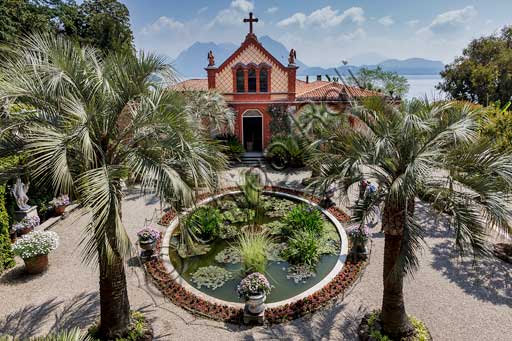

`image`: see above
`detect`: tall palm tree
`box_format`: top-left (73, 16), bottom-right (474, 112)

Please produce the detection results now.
top-left (310, 97), bottom-right (512, 339)
top-left (0, 34), bottom-right (227, 338)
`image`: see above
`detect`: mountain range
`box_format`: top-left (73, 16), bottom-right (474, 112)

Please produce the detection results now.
top-left (171, 36), bottom-right (444, 78)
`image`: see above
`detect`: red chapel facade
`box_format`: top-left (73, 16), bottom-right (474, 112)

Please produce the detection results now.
top-left (173, 13), bottom-right (379, 152)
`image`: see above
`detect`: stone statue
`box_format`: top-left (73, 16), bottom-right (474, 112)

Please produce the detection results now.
top-left (288, 49), bottom-right (297, 65)
top-left (12, 178), bottom-right (30, 211)
top-left (207, 50), bottom-right (215, 66)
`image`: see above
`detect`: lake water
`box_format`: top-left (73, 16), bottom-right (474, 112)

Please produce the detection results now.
top-left (297, 74), bottom-right (444, 100)
top-left (404, 74), bottom-right (445, 100)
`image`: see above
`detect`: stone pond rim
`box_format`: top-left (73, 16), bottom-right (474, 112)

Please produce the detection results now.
top-left (159, 189), bottom-right (349, 310)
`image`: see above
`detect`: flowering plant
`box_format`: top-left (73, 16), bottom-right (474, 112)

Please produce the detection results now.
top-left (12, 216), bottom-right (40, 231)
top-left (237, 272), bottom-right (271, 298)
top-left (12, 231), bottom-right (59, 259)
top-left (349, 226), bottom-right (371, 244)
top-left (137, 227), bottom-right (160, 241)
top-left (50, 194), bottom-right (70, 207)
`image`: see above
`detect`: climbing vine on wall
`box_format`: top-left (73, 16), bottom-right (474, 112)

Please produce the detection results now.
top-left (268, 104), bottom-right (291, 138)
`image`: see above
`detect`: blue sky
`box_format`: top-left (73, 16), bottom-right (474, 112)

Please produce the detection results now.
top-left (121, 0), bottom-right (512, 66)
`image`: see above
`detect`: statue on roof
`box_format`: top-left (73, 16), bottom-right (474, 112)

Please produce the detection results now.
top-left (288, 49), bottom-right (297, 65)
top-left (207, 50), bottom-right (215, 67)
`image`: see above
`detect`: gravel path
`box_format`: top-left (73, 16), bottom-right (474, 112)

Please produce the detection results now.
top-left (0, 167), bottom-right (510, 340)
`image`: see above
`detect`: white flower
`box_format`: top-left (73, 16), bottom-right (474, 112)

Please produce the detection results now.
top-left (12, 231), bottom-right (59, 259)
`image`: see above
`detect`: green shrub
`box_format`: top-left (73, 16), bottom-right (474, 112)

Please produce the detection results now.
top-left (186, 206), bottom-right (222, 241)
top-left (217, 134), bottom-right (245, 161)
top-left (235, 231), bottom-right (274, 274)
top-left (282, 204), bottom-right (324, 236)
top-left (282, 230), bottom-right (321, 266)
top-left (0, 184), bottom-right (15, 273)
top-left (266, 136), bottom-right (306, 168)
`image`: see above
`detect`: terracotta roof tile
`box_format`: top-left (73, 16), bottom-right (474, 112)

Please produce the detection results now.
top-left (171, 78), bottom-right (381, 101)
top-left (295, 80), bottom-right (381, 101)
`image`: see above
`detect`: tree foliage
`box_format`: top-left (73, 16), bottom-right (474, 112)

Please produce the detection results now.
top-left (0, 34), bottom-right (227, 338)
top-left (439, 26), bottom-right (512, 105)
top-left (0, 0), bottom-right (134, 54)
top-left (350, 66), bottom-right (410, 97)
top-left (310, 97), bottom-right (512, 338)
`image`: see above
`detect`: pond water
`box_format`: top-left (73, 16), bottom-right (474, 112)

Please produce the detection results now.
top-left (168, 193), bottom-right (341, 303)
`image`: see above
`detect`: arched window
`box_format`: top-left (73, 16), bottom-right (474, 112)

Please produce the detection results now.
top-left (248, 68), bottom-right (257, 92)
top-left (259, 68), bottom-right (268, 93)
top-left (236, 69), bottom-right (245, 93)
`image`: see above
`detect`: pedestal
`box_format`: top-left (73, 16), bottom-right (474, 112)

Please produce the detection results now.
top-left (14, 206), bottom-right (39, 222)
top-left (243, 305), bottom-right (265, 325)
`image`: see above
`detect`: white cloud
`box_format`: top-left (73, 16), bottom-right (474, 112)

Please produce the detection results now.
top-left (230, 0), bottom-right (254, 13)
top-left (407, 19), bottom-right (420, 27)
top-left (267, 7), bottom-right (278, 14)
top-left (339, 27), bottom-right (367, 41)
top-left (277, 6), bottom-right (365, 28)
top-left (141, 16), bottom-right (184, 35)
top-left (208, 0), bottom-right (256, 28)
top-left (197, 6), bottom-right (208, 14)
top-left (378, 16), bottom-right (394, 26)
top-left (418, 6), bottom-right (477, 35)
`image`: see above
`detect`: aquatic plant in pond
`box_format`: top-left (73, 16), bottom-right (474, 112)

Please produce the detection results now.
top-left (187, 206), bottom-right (222, 241)
top-left (267, 242), bottom-right (287, 262)
top-left (215, 246), bottom-right (241, 264)
top-left (282, 230), bottom-right (321, 266)
top-left (286, 264), bottom-right (317, 283)
top-left (190, 265), bottom-right (233, 290)
top-left (282, 204), bottom-right (324, 236)
top-left (235, 231), bottom-right (274, 274)
top-left (261, 220), bottom-right (287, 235)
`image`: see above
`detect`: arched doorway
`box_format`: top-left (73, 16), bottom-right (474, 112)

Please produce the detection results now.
top-left (242, 110), bottom-right (263, 152)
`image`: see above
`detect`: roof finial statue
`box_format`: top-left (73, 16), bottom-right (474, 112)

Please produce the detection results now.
top-left (288, 49), bottom-right (297, 65)
top-left (207, 50), bottom-right (215, 67)
top-left (12, 178), bottom-right (30, 211)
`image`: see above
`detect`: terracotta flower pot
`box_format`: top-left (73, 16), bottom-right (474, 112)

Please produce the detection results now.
top-left (23, 254), bottom-right (49, 274)
top-left (17, 226), bottom-right (33, 237)
top-left (54, 205), bottom-right (66, 216)
top-left (9, 230), bottom-right (17, 244)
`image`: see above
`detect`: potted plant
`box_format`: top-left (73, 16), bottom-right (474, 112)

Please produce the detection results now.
top-left (12, 216), bottom-right (41, 236)
top-left (348, 226), bottom-right (371, 260)
top-left (137, 227), bottom-right (160, 251)
top-left (11, 230), bottom-right (59, 274)
top-left (50, 194), bottom-right (70, 216)
top-left (237, 272), bottom-right (271, 315)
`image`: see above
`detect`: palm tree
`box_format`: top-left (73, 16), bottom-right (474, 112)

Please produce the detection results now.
top-left (310, 97), bottom-right (512, 339)
top-left (0, 34), bottom-right (227, 338)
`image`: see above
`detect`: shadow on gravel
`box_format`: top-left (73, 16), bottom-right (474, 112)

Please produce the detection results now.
top-left (0, 292), bottom-right (98, 339)
top-left (431, 241), bottom-right (512, 307)
top-left (239, 302), bottom-right (366, 340)
top-left (0, 266), bottom-right (48, 285)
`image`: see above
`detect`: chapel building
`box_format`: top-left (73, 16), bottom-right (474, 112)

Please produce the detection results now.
top-left (173, 13), bottom-right (379, 152)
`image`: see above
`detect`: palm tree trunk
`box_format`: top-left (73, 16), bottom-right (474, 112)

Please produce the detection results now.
top-left (380, 201), bottom-right (414, 339)
top-left (98, 203), bottom-right (131, 338)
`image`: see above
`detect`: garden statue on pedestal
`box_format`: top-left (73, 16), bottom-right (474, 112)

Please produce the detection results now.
top-left (11, 178), bottom-right (39, 224)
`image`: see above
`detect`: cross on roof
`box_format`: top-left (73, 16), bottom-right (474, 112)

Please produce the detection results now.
top-left (243, 12), bottom-right (259, 35)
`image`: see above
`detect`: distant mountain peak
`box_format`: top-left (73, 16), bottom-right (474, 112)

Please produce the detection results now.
top-left (172, 37), bottom-right (444, 77)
